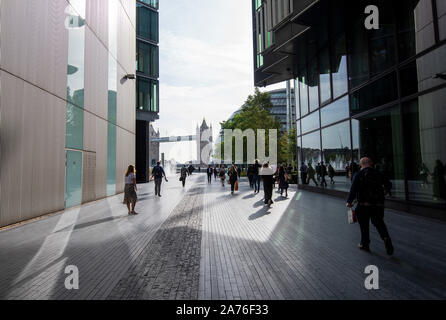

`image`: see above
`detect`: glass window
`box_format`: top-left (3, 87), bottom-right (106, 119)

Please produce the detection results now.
top-left (137, 4), bottom-right (159, 43)
top-left (438, 0), bottom-right (446, 41)
top-left (322, 121), bottom-right (352, 191)
top-left (369, 1), bottom-right (396, 76)
top-left (403, 89), bottom-right (446, 205)
top-left (137, 40), bottom-right (159, 78)
top-left (321, 96), bottom-right (350, 127)
top-left (350, 72), bottom-right (398, 115)
top-left (301, 111), bottom-right (320, 134)
top-left (66, 103), bottom-right (84, 150)
top-left (331, 34), bottom-right (348, 98)
top-left (399, 61), bottom-right (418, 98)
top-left (348, 14), bottom-right (369, 88)
top-left (413, 0), bottom-right (436, 53)
top-left (396, 0), bottom-right (418, 61)
top-left (107, 123), bottom-right (117, 196)
top-left (137, 78), bottom-right (159, 112)
top-left (299, 74), bottom-right (309, 117)
top-left (139, 0), bottom-right (159, 9)
top-left (352, 106), bottom-right (405, 200)
top-left (302, 131), bottom-right (321, 167)
top-left (319, 47), bottom-right (331, 105)
top-left (308, 59), bottom-right (319, 111)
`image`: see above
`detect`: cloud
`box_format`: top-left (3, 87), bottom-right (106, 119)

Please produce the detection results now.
top-left (154, 1), bottom-right (286, 163)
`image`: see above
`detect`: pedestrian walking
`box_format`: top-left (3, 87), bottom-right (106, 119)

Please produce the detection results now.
top-left (247, 164), bottom-right (254, 189)
top-left (316, 163), bottom-right (321, 181)
top-left (307, 164), bottom-right (318, 186)
top-left (320, 162), bottom-right (328, 188)
top-left (124, 165), bottom-right (138, 215)
top-left (219, 166), bottom-right (226, 187)
top-left (207, 165), bottom-right (213, 184)
top-left (261, 163), bottom-right (275, 206)
top-left (328, 164), bottom-right (336, 185)
top-left (214, 166), bottom-right (218, 181)
top-left (300, 162), bottom-right (308, 185)
top-left (347, 157), bottom-right (394, 255)
top-left (228, 165), bottom-right (238, 194)
top-left (278, 163), bottom-right (290, 198)
top-left (180, 165), bottom-right (189, 188)
top-left (151, 161), bottom-right (168, 197)
top-left (253, 160), bottom-right (262, 194)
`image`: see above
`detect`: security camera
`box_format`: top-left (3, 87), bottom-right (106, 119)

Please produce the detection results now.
top-left (124, 74), bottom-right (136, 80)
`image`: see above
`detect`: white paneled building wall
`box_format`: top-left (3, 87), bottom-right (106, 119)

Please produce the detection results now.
top-left (0, 0), bottom-right (136, 227)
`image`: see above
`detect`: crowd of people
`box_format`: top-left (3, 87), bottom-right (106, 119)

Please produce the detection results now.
top-left (299, 161), bottom-right (337, 187)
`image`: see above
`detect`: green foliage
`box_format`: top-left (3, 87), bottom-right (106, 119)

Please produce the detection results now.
top-left (216, 88), bottom-right (282, 163)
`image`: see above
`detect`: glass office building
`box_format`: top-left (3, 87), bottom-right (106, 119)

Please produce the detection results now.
top-left (253, 0), bottom-right (446, 218)
top-left (136, 0), bottom-right (160, 182)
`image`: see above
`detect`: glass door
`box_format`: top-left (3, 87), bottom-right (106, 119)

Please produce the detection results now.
top-left (66, 150), bottom-right (83, 208)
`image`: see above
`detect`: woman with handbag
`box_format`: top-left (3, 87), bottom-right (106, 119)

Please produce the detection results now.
top-left (228, 165), bottom-right (238, 195)
top-left (124, 165), bottom-right (138, 215)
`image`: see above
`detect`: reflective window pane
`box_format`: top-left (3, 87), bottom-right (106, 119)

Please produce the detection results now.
top-left (438, 0), bottom-right (446, 41)
top-left (137, 40), bottom-right (159, 78)
top-left (137, 78), bottom-right (159, 112)
top-left (302, 131), bottom-right (321, 167)
top-left (331, 34), bottom-right (348, 98)
top-left (352, 106), bottom-right (405, 200)
top-left (301, 111), bottom-right (320, 134)
top-left (348, 11), bottom-right (369, 88)
top-left (319, 47), bottom-right (331, 104)
top-left (137, 4), bottom-right (159, 43)
top-left (299, 73), bottom-right (309, 117)
top-left (350, 72), bottom-right (398, 115)
top-left (321, 96), bottom-right (349, 127)
top-left (322, 121), bottom-right (352, 191)
top-left (308, 59), bottom-right (319, 111)
top-left (139, 0), bottom-right (159, 9)
top-left (403, 89), bottom-right (446, 205)
top-left (66, 103), bottom-right (84, 150)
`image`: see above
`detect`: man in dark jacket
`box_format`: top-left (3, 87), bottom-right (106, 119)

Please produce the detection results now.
top-left (151, 161), bottom-right (168, 197)
top-left (347, 157), bottom-right (394, 255)
top-left (206, 165), bottom-right (213, 184)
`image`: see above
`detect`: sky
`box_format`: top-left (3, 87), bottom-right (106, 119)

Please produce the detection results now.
top-left (153, 0), bottom-right (285, 163)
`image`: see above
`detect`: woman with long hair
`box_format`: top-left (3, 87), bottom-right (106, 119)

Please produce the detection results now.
top-left (124, 165), bottom-right (138, 215)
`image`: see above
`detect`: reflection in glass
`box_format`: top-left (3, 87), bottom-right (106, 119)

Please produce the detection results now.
top-left (137, 40), bottom-right (159, 78)
top-left (66, 103), bottom-right (84, 150)
top-left (403, 90), bottom-right (446, 205)
top-left (66, 151), bottom-right (83, 208)
top-left (137, 78), bottom-right (159, 112)
top-left (107, 123), bottom-right (117, 196)
top-left (321, 96), bottom-right (349, 127)
top-left (137, 4), bottom-right (159, 43)
top-left (322, 121), bottom-right (351, 171)
top-left (322, 121), bottom-right (352, 191)
top-left (331, 34), bottom-right (348, 98)
top-left (299, 74), bottom-right (309, 117)
top-left (368, 1), bottom-right (396, 76)
top-left (352, 106), bottom-right (405, 199)
top-left (350, 72), bottom-right (398, 115)
top-left (308, 59), bottom-right (319, 111)
top-left (348, 14), bottom-right (369, 88)
top-left (319, 47), bottom-right (331, 104)
top-left (301, 111), bottom-right (320, 134)
top-left (302, 131), bottom-right (321, 166)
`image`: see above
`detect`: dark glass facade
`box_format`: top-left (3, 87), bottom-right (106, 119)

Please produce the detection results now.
top-left (136, 0), bottom-right (160, 182)
top-left (253, 0), bottom-right (446, 216)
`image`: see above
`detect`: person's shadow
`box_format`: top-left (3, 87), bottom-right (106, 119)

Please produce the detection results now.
top-left (249, 206), bottom-right (271, 220)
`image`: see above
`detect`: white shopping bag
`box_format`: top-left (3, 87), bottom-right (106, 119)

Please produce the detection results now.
top-left (348, 208), bottom-right (357, 224)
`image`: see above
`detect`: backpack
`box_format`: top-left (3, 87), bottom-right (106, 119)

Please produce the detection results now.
top-left (358, 169), bottom-right (385, 205)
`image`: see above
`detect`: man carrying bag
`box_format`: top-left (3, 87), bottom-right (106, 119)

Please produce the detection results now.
top-left (347, 157), bottom-right (394, 255)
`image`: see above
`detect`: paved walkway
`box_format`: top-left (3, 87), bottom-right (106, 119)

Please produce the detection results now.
top-left (0, 173), bottom-right (445, 300)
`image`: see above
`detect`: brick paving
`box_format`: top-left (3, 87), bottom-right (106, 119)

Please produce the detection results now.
top-left (0, 173), bottom-right (445, 300)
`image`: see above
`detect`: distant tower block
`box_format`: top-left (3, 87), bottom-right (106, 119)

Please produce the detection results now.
top-left (197, 118), bottom-right (213, 165)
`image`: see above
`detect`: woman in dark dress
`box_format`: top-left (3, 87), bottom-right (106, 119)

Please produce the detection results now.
top-left (228, 165), bottom-right (238, 195)
top-left (278, 163), bottom-right (289, 198)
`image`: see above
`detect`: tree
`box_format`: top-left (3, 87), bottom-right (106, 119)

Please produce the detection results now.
top-left (216, 88), bottom-right (282, 163)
